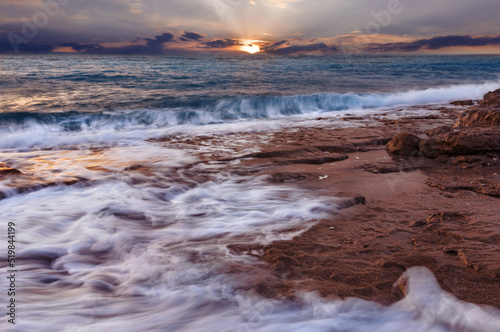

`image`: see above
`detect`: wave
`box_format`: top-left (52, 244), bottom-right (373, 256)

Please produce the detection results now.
top-left (210, 80), bottom-right (499, 118)
top-left (0, 81), bottom-right (498, 149)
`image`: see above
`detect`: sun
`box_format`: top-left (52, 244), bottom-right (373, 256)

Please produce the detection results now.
top-left (239, 43), bottom-right (261, 54)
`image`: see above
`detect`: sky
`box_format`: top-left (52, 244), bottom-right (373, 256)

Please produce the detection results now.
top-left (0, 0), bottom-right (499, 54)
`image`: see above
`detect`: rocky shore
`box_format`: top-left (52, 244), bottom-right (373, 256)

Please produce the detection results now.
top-left (231, 90), bottom-right (500, 308)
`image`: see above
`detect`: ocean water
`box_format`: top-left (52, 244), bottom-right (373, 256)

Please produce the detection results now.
top-left (1, 54), bottom-right (500, 331)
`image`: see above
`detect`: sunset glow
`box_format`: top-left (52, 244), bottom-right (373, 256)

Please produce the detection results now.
top-left (239, 43), bottom-right (261, 54)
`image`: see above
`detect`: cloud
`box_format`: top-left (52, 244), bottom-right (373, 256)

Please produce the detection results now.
top-left (61, 42), bottom-right (103, 52)
top-left (201, 39), bottom-right (242, 49)
top-left (266, 0), bottom-right (303, 8)
top-left (264, 42), bottom-right (328, 54)
top-left (264, 40), bottom-right (288, 49)
top-left (0, 38), bottom-right (53, 53)
top-left (145, 32), bottom-right (175, 48)
top-left (181, 31), bottom-right (204, 41)
top-left (364, 35), bottom-right (500, 52)
top-left (1, 18), bottom-right (500, 57)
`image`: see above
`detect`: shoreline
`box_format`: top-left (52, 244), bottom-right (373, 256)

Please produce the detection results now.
top-left (1, 96), bottom-right (499, 316)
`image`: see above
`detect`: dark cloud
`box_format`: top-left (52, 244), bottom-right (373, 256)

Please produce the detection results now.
top-left (262, 40), bottom-right (289, 52)
top-left (83, 32), bottom-right (177, 54)
top-left (181, 31), bottom-right (203, 41)
top-left (145, 33), bottom-right (175, 48)
top-left (365, 35), bottom-right (500, 52)
top-left (202, 39), bottom-right (242, 49)
top-left (61, 42), bottom-right (103, 52)
top-left (61, 32), bottom-right (177, 54)
top-left (264, 43), bottom-right (328, 55)
top-left (0, 38), bottom-right (53, 53)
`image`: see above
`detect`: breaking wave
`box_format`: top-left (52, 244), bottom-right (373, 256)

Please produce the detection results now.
top-left (0, 81), bottom-right (498, 136)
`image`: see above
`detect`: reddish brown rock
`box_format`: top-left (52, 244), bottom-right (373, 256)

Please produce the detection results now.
top-left (450, 100), bottom-right (475, 106)
top-left (425, 125), bottom-right (454, 137)
top-left (454, 109), bottom-right (500, 127)
top-left (479, 89), bottom-right (500, 108)
top-left (419, 127), bottom-right (500, 158)
top-left (386, 133), bottom-right (421, 156)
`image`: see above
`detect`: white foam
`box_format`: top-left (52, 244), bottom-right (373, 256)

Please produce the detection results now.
top-left (0, 174), bottom-right (337, 331)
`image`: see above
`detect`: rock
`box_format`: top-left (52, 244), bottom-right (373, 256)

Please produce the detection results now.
top-left (289, 154), bottom-right (349, 165)
top-left (236, 146), bottom-right (352, 165)
top-left (450, 100), bottom-right (475, 106)
top-left (479, 89), bottom-right (500, 108)
top-left (338, 195), bottom-right (367, 209)
top-left (435, 155), bottom-right (451, 164)
top-left (0, 163), bottom-right (21, 176)
top-left (426, 212), bottom-right (468, 225)
top-left (419, 127), bottom-right (500, 158)
top-left (408, 220), bottom-right (426, 228)
top-left (269, 172), bottom-right (307, 183)
top-left (386, 133), bottom-right (421, 156)
top-left (425, 125), bottom-right (454, 137)
top-left (354, 195), bottom-right (367, 205)
top-left (454, 109), bottom-right (500, 127)
top-left (451, 156), bottom-right (484, 166)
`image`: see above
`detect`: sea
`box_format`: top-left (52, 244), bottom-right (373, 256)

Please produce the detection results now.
top-left (1, 53), bottom-right (500, 331)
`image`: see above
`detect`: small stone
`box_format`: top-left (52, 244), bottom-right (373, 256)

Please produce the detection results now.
top-left (354, 195), bottom-right (367, 205)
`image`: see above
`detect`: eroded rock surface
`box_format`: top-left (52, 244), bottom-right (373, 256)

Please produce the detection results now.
top-left (386, 133), bottom-right (421, 156)
top-left (479, 89), bottom-right (500, 108)
top-left (419, 128), bottom-right (500, 158)
top-left (455, 109), bottom-right (500, 127)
